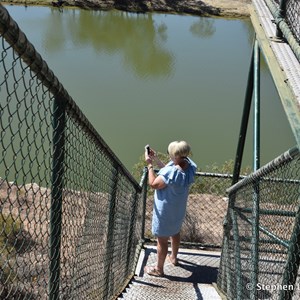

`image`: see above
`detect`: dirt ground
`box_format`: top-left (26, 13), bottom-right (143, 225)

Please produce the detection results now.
top-left (2, 0), bottom-right (251, 18)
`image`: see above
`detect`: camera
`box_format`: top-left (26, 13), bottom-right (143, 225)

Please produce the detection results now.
top-left (145, 145), bottom-right (150, 155)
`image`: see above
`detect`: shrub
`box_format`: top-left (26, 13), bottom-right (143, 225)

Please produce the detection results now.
top-left (0, 214), bottom-right (22, 289)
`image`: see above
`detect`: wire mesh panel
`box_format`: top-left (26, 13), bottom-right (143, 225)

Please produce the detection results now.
top-left (0, 30), bottom-right (54, 299)
top-left (263, 0), bottom-right (300, 61)
top-left (218, 147), bottom-right (300, 300)
top-left (0, 4), bottom-right (145, 299)
top-left (285, 0), bottom-right (300, 44)
top-left (271, 0), bottom-right (300, 44)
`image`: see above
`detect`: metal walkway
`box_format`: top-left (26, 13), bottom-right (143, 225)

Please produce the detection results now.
top-left (118, 246), bottom-right (223, 299)
top-left (250, 0), bottom-right (300, 146)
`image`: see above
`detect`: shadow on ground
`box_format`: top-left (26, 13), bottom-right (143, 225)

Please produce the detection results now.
top-left (139, 247), bottom-right (220, 284)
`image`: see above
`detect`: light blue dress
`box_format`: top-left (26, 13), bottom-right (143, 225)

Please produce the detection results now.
top-left (152, 158), bottom-right (197, 237)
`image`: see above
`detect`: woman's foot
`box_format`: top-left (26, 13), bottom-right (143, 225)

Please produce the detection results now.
top-left (167, 254), bottom-right (179, 266)
top-left (144, 265), bottom-right (164, 277)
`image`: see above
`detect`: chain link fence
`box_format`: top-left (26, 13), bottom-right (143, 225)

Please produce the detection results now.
top-left (264, 0), bottom-right (300, 61)
top-left (272, 0), bottom-right (300, 44)
top-left (217, 146), bottom-right (300, 299)
top-left (284, 0), bottom-right (300, 43)
top-left (0, 4), bottom-right (147, 299)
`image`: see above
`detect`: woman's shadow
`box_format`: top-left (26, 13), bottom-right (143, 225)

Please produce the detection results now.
top-left (139, 247), bottom-right (220, 300)
top-left (140, 247), bottom-right (219, 284)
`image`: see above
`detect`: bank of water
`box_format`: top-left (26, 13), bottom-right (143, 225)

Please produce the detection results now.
top-left (3, 5), bottom-right (296, 174)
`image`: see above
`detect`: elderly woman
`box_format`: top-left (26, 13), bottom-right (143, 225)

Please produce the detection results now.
top-left (144, 141), bottom-right (197, 276)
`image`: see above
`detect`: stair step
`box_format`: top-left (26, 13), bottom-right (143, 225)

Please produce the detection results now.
top-left (120, 276), bottom-right (221, 299)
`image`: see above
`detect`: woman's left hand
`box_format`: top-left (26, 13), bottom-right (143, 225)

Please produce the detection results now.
top-left (145, 148), bottom-right (154, 164)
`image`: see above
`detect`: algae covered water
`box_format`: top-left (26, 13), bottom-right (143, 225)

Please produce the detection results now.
top-left (4, 5), bottom-right (295, 172)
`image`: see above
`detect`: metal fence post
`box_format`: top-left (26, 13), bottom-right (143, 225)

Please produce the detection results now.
top-left (222, 39), bottom-right (255, 300)
top-left (230, 206), bottom-right (242, 299)
top-left (49, 96), bottom-right (66, 300)
top-left (126, 191), bottom-right (139, 272)
top-left (279, 207), bottom-right (300, 300)
top-left (140, 167), bottom-right (148, 241)
top-left (250, 39), bottom-right (260, 300)
top-left (223, 40), bottom-right (254, 299)
top-left (253, 39), bottom-right (261, 172)
top-left (231, 39), bottom-right (255, 185)
top-left (103, 165), bottom-right (118, 299)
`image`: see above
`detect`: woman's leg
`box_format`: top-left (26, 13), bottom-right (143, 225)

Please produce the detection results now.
top-left (169, 232), bottom-right (180, 265)
top-left (156, 236), bottom-right (169, 273)
top-left (144, 236), bottom-right (168, 276)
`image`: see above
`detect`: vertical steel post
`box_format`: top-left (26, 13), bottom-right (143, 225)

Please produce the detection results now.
top-left (276, 0), bottom-right (287, 38)
top-left (230, 208), bottom-right (242, 299)
top-left (222, 44), bottom-right (254, 295)
top-left (226, 39), bottom-right (254, 299)
top-left (219, 233), bottom-right (231, 297)
top-left (140, 167), bottom-right (148, 241)
top-left (279, 206), bottom-right (300, 300)
top-left (103, 165), bottom-right (118, 299)
top-left (232, 41), bottom-right (255, 185)
top-left (126, 191), bottom-right (139, 272)
top-left (253, 39), bottom-right (261, 172)
top-left (251, 39), bottom-right (260, 300)
top-left (49, 96), bottom-right (66, 300)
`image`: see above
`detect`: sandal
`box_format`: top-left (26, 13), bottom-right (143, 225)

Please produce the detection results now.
top-left (144, 265), bottom-right (164, 277)
top-left (167, 254), bottom-right (179, 266)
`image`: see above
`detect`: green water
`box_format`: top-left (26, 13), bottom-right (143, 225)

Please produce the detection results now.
top-left (4, 5), bottom-right (295, 172)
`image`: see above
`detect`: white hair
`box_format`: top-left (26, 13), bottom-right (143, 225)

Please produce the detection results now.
top-left (167, 141), bottom-right (191, 158)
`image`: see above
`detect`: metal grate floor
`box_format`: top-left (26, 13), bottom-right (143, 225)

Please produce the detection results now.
top-left (118, 245), bottom-right (223, 300)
